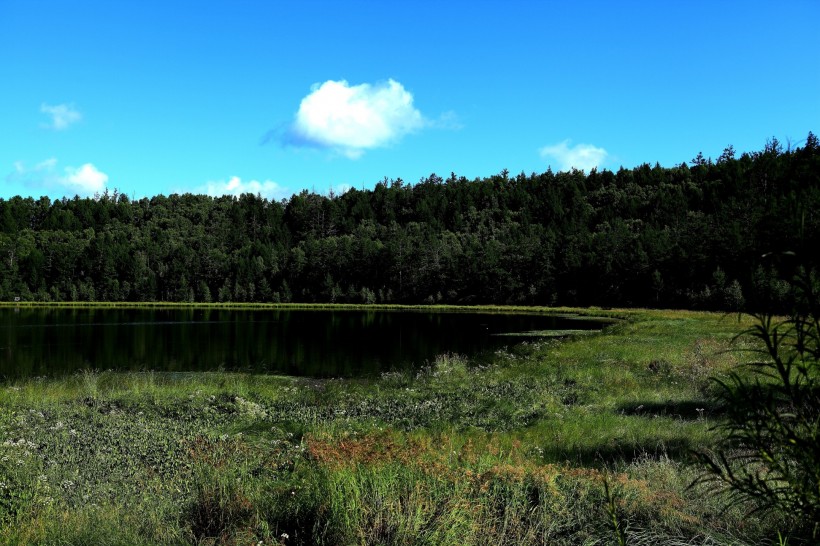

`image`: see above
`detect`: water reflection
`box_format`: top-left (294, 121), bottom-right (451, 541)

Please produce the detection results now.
top-left (0, 308), bottom-right (606, 378)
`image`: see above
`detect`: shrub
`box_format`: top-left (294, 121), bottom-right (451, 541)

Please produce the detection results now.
top-left (697, 270), bottom-right (820, 540)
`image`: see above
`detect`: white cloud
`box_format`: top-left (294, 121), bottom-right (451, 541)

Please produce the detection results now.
top-left (289, 79), bottom-right (424, 158)
top-left (63, 164), bottom-right (108, 194)
top-left (539, 140), bottom-right (609, 172)
top-left (40, 103), bottom-right (82, 130)
top-left (199, 176), bottom-right (290, 200)
top-left (6, 158), bottom-right (108, 196)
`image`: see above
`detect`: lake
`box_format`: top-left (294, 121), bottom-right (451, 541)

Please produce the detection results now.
top-left (0, 307), bottom-right (608, 378)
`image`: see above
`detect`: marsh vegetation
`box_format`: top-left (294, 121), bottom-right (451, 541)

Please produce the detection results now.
top-left (0, 308), bottom-right (801, 544)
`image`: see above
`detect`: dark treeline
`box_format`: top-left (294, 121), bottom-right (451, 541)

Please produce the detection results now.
top-left (1, 134), bottom-right (818, 310)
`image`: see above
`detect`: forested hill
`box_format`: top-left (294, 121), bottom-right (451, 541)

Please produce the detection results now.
top-left (1, 134), bottom-right (818, 310)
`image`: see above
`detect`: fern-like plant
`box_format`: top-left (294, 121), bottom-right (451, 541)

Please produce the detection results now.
top-left (696, 270), bottom-right (820, 540)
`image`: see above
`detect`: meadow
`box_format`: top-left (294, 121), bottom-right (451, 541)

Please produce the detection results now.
top-left (0, 307), bottom-right (793, 545)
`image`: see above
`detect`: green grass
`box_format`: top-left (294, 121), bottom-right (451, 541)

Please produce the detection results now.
top-left (0, 308), bottom-right (794, 545)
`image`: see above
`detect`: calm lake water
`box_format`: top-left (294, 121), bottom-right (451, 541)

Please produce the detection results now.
top-left (0, 307), bottom-right (607, 379)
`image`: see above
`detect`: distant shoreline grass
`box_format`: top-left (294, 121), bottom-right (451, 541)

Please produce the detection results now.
top-left (0, 300), bottom-right (609, 313)
top-left (0, 299), bottom-right (687, 322)
top-left (0, 308), bottom-right (789, 545)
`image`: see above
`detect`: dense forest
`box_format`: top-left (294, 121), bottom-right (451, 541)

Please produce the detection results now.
top-left (1, 134), bottom-right (818, 310)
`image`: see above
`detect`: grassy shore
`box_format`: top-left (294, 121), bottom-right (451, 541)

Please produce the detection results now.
top-left (0, 300), bottom-right (626, 319)
top-left (0, 308), bottom-right (792, 545)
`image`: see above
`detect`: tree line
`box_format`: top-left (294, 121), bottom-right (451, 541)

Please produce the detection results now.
top-left (1, 133), bottom-right (817, 310)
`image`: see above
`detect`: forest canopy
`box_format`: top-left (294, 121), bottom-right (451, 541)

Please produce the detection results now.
top-left (1, 134), bottom-right (818, 310)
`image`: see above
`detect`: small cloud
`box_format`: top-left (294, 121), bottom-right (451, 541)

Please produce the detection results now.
top-left (429, 110), bottom-right (463, 131)
top-left (198, 176), bottom-right (290, 200)
top-left (40, 103), bottom-right (82, 131)
top-left (38, 158), bottom-right (58, 170)
top-left (539, 139), bottom-right (609, 172)
top-left (286, 79), bottom-right (424, 158)
top-left (6, 158), bottom-right (108, 196)
top-left (63, 164), bottom-right (108, 194)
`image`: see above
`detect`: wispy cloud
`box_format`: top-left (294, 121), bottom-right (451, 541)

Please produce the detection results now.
top-left (7, 158), bottom-right (108, 196)
top-left (40, 103), bottom-right (82, 131)
top-left (285, 79), bottom-right (425, 158)
top-left (429, 110), bottom-right (463, 131)
top-left (197, 176), bottom-right (290, 200)
top-left (539, 140), bottom-right (609, 172)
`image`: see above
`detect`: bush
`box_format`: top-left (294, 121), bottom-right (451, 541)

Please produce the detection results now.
top-left (697, 270), bottom-right (820, 541)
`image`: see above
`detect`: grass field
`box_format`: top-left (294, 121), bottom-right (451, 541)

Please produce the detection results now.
top-left (0, 308), bottom-right (794, 545)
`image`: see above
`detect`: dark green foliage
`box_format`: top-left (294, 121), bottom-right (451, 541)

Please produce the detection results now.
top-left (0, 134), bottom-right (818, 308)
top-left (697, 270), bottom-right (820, 540)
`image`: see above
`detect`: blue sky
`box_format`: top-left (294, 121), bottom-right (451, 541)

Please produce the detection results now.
top-left (2, 0), bottom-right (818, 201)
